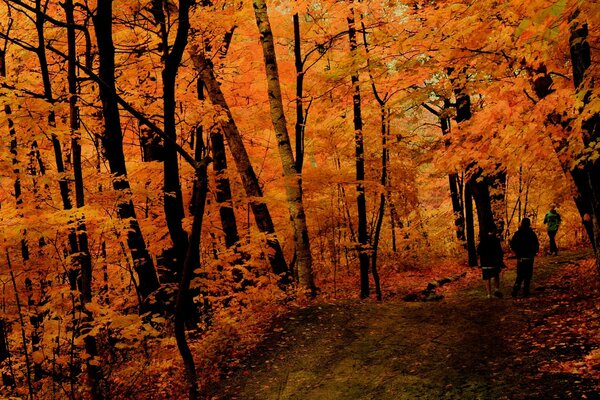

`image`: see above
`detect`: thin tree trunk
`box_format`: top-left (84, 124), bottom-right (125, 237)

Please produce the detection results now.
top-left (293, 13), bottom-right (305, 173)
top-left (93, 0), bottom-right (159, 299)
top-left (389, 198), bottom-right (398, 252)
top-left (253, 0), bottom-right (315, 293)
top-left (0, 318), bottom-right (14, 386)
top-left (194, 76), bottom-right (241, 249)
top-left (441, 101), bottom-right (465, 241)
top-left (174, 154), bottom-right (210, 400)
top-left (370, 106), bottom-right (387, 301)
top-left (32, 0), bottom-right (73, 211)
top-left (64, 2), bottom-right (102, 397)
top-left (155, 0), bottom-right (191, 279)
top-left (0, 44), bottom-right (28, 264)
top-left (7, 251), bottom-right (34, 400)
top-left (64, 0), bottom-right (92, 305)
top-left (347, 2), bottom-right (370, 298)
top-left (464, 180), bottom-right (478, 266)
top-left (209, 125), bottom-right (240, 248)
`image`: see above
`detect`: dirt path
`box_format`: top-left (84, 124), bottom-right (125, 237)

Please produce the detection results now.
top-left (212, 251), bottom-right (600, 400)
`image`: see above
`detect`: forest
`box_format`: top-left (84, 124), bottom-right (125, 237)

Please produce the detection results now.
top-left (0, 0), bottom-right (598, 399)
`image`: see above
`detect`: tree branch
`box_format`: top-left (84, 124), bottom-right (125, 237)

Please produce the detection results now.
top-left (45, 43), bottom-right (205, 171)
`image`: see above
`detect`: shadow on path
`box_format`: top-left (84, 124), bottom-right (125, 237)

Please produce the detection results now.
top-left (211, 251), bottom-right (599, 400)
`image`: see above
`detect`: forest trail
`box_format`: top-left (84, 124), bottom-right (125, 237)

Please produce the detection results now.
top-left (212, 251), bottom-right (600, 400)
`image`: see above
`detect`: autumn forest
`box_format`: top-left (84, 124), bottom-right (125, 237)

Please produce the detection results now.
top-left (0, 0), bottom-right (598, 399)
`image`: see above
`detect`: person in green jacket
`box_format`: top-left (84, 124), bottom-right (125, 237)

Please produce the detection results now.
top-left (543, 204), bottom-right (561, 255)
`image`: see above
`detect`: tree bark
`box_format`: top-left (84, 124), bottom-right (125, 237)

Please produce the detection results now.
top-left (93, 0), bottom-right (159, 299)
top-left (0, 318), bottom-right (14, 386)
top-left (191, 53), bottom-right (289, 280)
top-left (347, 2), bottom-right (370, 299)
top-left (156, 0), bottom-right (191, 279)
top-left (174, 155), bottom-right (209, 400)
top-left (65, 0), bottom-right (92, 305)
top-left (210, 125), bottom-right (240, 248)
top-left (253, 0), bottom-right (315, 293)
top-left (469, 169), bottom-right (497, 237)
top-left (442, 100), bottom-right (466, 241)
top-left (0, 50), bottom-right (21, 208)
top-left (464, 180), bottom-right (478, 266)
top-left (293, 13), bottom-right (305, 172)
top-left (568, 19), bottom-right (600, 271)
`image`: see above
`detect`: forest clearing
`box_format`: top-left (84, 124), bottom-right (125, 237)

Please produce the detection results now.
top-left (0, 0), bottom-right (598, 399)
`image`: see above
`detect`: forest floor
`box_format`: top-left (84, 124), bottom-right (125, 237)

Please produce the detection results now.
top-left (210, 250), bottom-right (600, 400)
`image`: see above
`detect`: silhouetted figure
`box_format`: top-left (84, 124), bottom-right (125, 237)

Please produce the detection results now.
top-left (510, 218), bottom-right (539, 298)
top-left (543, 204), bottom-right (561, 255)
top-left (477, 229), bottom-right (504, 299)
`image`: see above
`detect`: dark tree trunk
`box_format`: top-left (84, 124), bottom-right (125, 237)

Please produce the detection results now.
top-left (210, 125), bottom-right (240, 248)
top-left (0, 51), bottom-right (22, 208)
top-left (0, 319), bottom-right (14, 386)
top-left (464, 180), bottom-right (478, 266)
top-left (452, 89), bottom-right (502, 242)
top-left (195, 75), bottom-right (240, 249)
top-left (449, 173), bottom-right (465, 241)
top-left (33, 0), bottom-right (72, 211)
top-left (489, 168), bottom-right (507, 237)
top-left (93, 0), bottom-right (159, 299)
top-left (533, 19), bottom-right (598, 271)
top-left (174, 154), bottom-right (209, 400)
top-left (568, 19), bottom-right (600, 271)
top-left (347, 3), bottom-right (370, 299)
top-left (65, 0), bottom-right (92, 306)
top-left (293, 13), bottom-right (305, 173)
top-left (140, 124), bottom-right (165, 162)
top-left (370, 106), bottom-right (387, 301)
top-left (157, 0), bottom-right (191, 280)
top-left (469, 170), bottom-right (497, 237)
top-left (441, 100), bottom-right (466, 241)
top-left (191, 53), bottom-right (289, 279)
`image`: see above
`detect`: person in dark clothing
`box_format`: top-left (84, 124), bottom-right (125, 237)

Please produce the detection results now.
top-left (510, 217), bottom-right (540, 297)
top-left (543, 204), bottom-right (561, 255)
top-left (477, 229), bottom-right (504, 298)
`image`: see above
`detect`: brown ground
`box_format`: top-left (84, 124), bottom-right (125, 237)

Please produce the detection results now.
top-left (210, 251), bottom-right (600, 400)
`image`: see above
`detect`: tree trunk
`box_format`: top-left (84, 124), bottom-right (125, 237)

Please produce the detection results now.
top-left (568, 19), bottom-right (600, 271)
top-left (469, 170), bottom-right (497, 237)
top-left (253, 0), bottom-right (315, 293)
top-left (489, 168), bottom-right (507, 237)
top-left (64, 0), bottom-right (92, 305)
top-left (464, 180), bottom-right (478, 266)
top-left (174, 154), bottom-right (209, 400)
top-left (347, 3), bottom-right (370, 299)
top-left (93, 0), bottom-right (159, 299)
top-left (31, 0), bottom-right (73, 211)
top-left (441, 100), bottom-right (466, 241)
top-left (0, 318), bottom-right (14, 386)
top-left (191, 53), bottom-right (289, 280)
top-left (156, 0), bottom-right (191, 279)
top-left (210, 125), bottom-right (240, 248)
top-left (370, 106), bottom-right (387, 301)
top-left (293, 13), bottom-right (305, 173)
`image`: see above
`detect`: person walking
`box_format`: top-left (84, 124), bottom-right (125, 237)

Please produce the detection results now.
top-left (477, 228), bottom-right (504, 299)
top-left (543, 204), bottom-right (561, 255)
top-left (510, 218), bottom-right (539, 298)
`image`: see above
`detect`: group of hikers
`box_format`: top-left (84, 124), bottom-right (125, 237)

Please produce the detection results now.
top-left (477, 204), bottom-right (562, 299)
